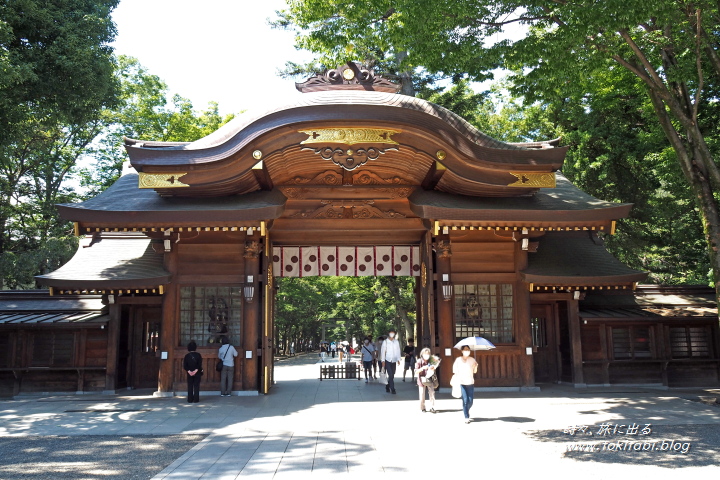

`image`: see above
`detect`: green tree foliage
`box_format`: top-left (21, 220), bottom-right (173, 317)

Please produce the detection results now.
top-left (274, 276), bottom-right (417, 353)
top-left (0, 0), bottom-right (120, 288)
top-left (78, 56), bottom-right (236, 194)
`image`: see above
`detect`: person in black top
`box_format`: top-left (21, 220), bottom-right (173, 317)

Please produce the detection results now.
top-left (403, 338), bottom-right (415, 382)
top-left (403, 338), bottom-right (416, 382)
top-left (183, 341), bottom-right (203, 403)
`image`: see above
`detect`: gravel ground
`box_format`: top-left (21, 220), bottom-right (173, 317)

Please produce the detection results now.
top-left (0, 435), bottom-right (206, 479)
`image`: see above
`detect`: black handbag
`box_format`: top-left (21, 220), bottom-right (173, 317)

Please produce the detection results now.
top-left (216, 345), bottom-right (229, 372)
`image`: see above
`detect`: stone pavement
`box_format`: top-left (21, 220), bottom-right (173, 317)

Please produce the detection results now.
top-left (1, 353), bottom-right (719, 479)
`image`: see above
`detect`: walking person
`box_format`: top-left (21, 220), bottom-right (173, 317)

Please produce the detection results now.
top-left (360, 337), bottom-right (376, 382)
top-left (380, 329), bottom-right (401, 394)
top-left (338, 342), bottom-right (344, 363)
top-left (453, 345), bottom-right (478, 423)
top-left (331, 342), bottom-right (336, 358)
top-left (416, 348), bottom-right (440, 413)
top-left (319, 343), bottom-right (327, 361)
top-left (183, 341), bottom-right (203, 403)
top-left (402, 338), bottom-right (416, 382)
top-left (372, 336), bottom-right (384, 378)
top-left (218, 337), bottom-right (238, 397)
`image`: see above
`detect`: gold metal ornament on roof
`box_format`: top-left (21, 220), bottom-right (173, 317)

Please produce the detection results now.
top-left (252, 150), bottom-right (263, 160)
top-left (299, 128), bottom-right (400, 145)
top-left (507, 172), bottom-right (556, 188)
top-left (436, 150), bottom-right (447, 160)
top-left (138, 172), bottom-right (189, 188)
top-left (342, 68), bottom-right (355, 80)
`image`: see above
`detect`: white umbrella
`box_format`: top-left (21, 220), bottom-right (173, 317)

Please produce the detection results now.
top-left (454, 336), bottom-right (496, 351)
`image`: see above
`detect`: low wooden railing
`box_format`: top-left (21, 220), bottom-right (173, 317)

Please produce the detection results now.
top-left (319, 362), bottom-right (361, 380)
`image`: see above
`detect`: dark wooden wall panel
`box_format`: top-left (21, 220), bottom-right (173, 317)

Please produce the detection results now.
top-left (450, 242), bottom-right (515, 274)
top-left (177, 243), bottom-right (245, 277)
top-left (580, 326), bottom-right (603, 360)
top-left (84, 330), bottom-right (108, 367)
top-left (171, 350), bottom-right (243, 392)
top-left (475, 352), bottom-right (522, 387)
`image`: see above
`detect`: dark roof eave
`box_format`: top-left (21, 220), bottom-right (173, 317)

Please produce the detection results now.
top-left (57, 203), bottom-right (285, 224)
top-left (521, 272), bottom-right (648, 285)
top-left (35, 275), bottom-right (172, 289)
top-left (409, 203), bottom-right (633, 222)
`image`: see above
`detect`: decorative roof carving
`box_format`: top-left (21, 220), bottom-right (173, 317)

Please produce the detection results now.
top-left (302, 146), bottom-right (398, 171)
top-left (138, 172), bottom-right (189, 189)
top-left (299, 128), bottom-right (399, 145)
top-left (352, 170), bottom-right (407, 185)
top-left (290, 200), bottom-right (406, 219)
top-left (508, 172), bottom-right (556, 188)
top-left (296, 63), bottom-right (402, 93)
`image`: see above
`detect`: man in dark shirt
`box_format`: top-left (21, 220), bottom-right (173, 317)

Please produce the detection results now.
top-left (403, 338), bottom-right (416, 382)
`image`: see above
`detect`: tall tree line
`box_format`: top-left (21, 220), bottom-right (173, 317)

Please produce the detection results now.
top-left (0, 1), bottom-right (234, 288)
top-left (274, 276), bottom-right (417, 354)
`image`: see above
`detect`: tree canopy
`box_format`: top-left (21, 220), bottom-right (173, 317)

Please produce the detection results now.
top-left (277, 1), bottom-right (720, 296)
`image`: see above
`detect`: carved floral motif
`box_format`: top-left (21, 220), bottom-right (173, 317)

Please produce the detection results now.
top-left (290, 200), bottom-right (406, 219)
top-left (302, 146), bottom-right (398, 171)
top-left (352, 170), bottom-right (405, 185)
top-left (291, 170), bottom-right (343, 185)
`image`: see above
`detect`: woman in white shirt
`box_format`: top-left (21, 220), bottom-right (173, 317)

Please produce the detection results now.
top-left (452, 345), bottom-right (478, 423)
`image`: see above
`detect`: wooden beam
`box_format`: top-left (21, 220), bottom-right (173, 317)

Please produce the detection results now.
top-left (252, 161), bottom-right (274, 191)
top-left (421, 161), bottom-right (446, 190)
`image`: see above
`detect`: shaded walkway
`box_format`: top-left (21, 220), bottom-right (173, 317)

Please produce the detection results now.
top-left (0, 353), bottom-right (718, 478)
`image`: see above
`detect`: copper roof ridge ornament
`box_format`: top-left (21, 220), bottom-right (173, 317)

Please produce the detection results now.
top-left (295, 62), bottom-right (402, 94)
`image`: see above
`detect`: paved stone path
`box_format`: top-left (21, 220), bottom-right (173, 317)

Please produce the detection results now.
top-left (0, 353), bottom-right (718, 478)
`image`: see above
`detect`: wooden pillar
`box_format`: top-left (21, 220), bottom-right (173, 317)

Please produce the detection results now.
top-left (515, 243), bottom-right (534, 388)
top-left (157, 249), bottom-right (178, 396)
top-left (434, 237), bottom-right (454, 387)
top-left (567, 299), bottom-right (585, 385)
top-left (243, 240), bottom-right (261, 391)
top-left (515, 282), bottom-right (534, 387)
top-left (104, 303), bottom-right (120, 394)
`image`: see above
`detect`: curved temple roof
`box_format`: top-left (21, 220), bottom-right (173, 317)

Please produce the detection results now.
top-left (124, 91), bottom-right (567, 197)
top-left (521, 232), bottom-right (647, 287)
top-left (36, 234), bottom-right (171, 291)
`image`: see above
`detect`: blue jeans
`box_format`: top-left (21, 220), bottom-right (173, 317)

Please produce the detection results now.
top-left (460, 384), bottom-right (474, 418)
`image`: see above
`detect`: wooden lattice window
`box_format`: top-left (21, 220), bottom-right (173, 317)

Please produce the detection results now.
top-left (611, 326), bottom-right (652, 360)
top-left (453, 284), bottom-right (514, 344)
top-left (179, 286), bottom-right (242, 347)
top-left (31, 331), bottom-right (75, 367)
top-left (669, 326), bottom-right (712, 359)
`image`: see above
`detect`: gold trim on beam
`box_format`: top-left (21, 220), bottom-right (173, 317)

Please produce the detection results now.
top-left (299, 128), bottom-right (400, 145)
top-left (528, 285), bottom-right (631, 292)
top-left (138, 172), bottom-right (190, 188)
top-left (439, 223), bottom-right (606, 232)
top-left (507, 172), bottom-right (556, 188)
top-left (611, 220), bottom-right (617, 235)
top-left (54, 287), bottom-right (165, 296)
top-left (78, 225), bottom-right (261, 235)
